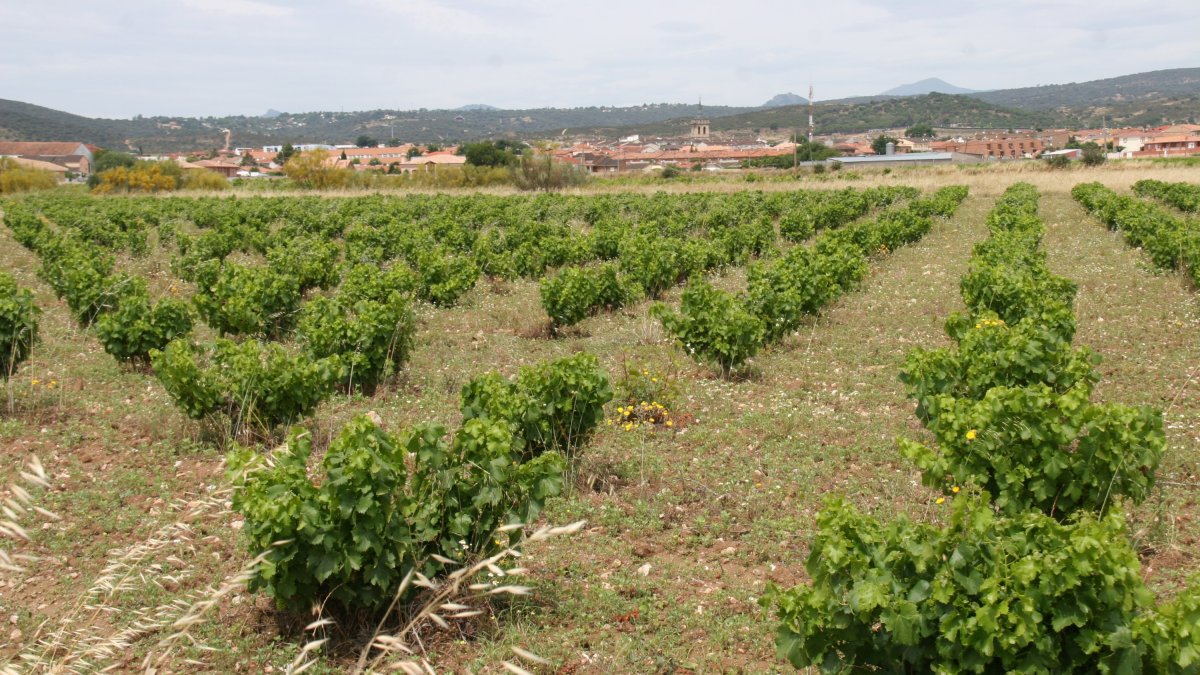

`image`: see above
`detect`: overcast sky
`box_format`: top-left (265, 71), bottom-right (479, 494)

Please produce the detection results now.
top-left (2, 0), bottom-right (1197, 118)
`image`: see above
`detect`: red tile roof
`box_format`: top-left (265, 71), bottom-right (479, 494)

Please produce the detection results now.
top-left (0, 141), bottom-right (89, 156)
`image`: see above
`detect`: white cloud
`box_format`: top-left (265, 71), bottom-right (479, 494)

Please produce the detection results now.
top-left (179, 0), bottom-right (292, 18)
top-left (0, 0), bottom-right (1196, 116)
top-left (348, 0), bottom-right (494, 34)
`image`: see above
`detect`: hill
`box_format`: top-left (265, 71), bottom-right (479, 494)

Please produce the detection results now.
top-left (970, 67), bottom-right (1200, 110)
top-left (762, 93), bottom-right (809, 108)
top-left (598, 93), bottom-right (1074, 138)
top-left (0, 99), bottom-right (759, 152)
top-left (882, 78), bottom-right (976, 96)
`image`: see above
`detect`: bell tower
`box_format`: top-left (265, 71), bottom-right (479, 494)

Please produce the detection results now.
top-left (690, 97), bottom-right (709, 141)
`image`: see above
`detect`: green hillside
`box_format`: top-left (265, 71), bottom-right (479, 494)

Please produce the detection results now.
top-left (972, 67), bottom-right (1200, 110)
top-left (602, 93), bottom-right (1075, 138)
top-left (0, 99), bottom-right (757, 152)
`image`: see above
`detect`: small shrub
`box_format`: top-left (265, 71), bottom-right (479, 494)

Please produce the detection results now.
top-left (0, 272), bottom-right (40, 380)
top-left (614, 361), bottom-right (681, 413)
top-left (228, 415), bottom-right (567, 613)
top-left (192, 263), bottom-right (301, 338)
top-left (181, 170), bottom-right (230, 191)
top-left (95, 279), bottom-right (194, 363)
top-left (460, 352), bottom-right (613, 459)
top-left (764, 494), bottom-right (1199, 673)
top-left (1044, 153), bottom-right (1072, 169)
top-left (151, 338), bottom-right (340, 436)
top-left (654, 279), bottom-right (765, 375)
top-left (295, 293), bottom-right (416, 394)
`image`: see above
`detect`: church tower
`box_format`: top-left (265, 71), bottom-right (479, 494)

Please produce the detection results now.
top-left (690, 98), bottom-right (710, 142)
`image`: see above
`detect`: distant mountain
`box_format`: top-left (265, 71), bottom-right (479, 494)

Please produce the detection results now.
top-left (761, 93), bottom-right (809, 108)
top-left (883, 78), bottom-right (976, 96)
top-left (261, 109), bottom-right (283, 118)
top-left (456, 104), bottom-right (499, 111)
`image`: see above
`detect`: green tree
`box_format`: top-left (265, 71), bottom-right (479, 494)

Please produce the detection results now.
top-left (92, 149), bottom-right (137, 173)
top-left (1081, 143), bottom-right (1107, 167)
top-left (88, 149), bottom-right (137, 187)
top-left (871, 134), bottom-right (899, 155)
top-left (905, 123), bottom-right (935, 138)
top-left (355, 135), bottom-right (378, 148)
top-left (406, 146), bottom-right (423, 159)
top-left (274, 143), bottom-right (297, 164)
top-left (463, 141), bottom-right (516, 167)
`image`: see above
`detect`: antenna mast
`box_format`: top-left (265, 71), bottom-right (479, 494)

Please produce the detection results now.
top-left (808, 83), bottom-right (815, 144)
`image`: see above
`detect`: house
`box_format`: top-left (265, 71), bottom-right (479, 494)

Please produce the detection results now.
top-left (8, 157), bottom-right (70, 177)
top-left (0, 141), bottom-right (94, 174)
top-left (1138, 135), bottom-right (1200, 156)
top-left (932, 136), bottom-right (1045, 159)
top-left (338, 145), bottom-right (415, 163)
top-left (192, 159), bottom-right (242, 177)
top-left (605, 145), bottom-right (794, 169)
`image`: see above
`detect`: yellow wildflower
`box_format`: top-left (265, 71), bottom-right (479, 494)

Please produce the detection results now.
top-left (951, 486), bottom-right (960, 493)
top-left (966, 429), bottom-right (977, 441)
top-left (935, 497), bottom-right (945, 505)
top-left (665, 420), bottom-right (673, 428)
top-left (30, 379), bottom-right (38, 386)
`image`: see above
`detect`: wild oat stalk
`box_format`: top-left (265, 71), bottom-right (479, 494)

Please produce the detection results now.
top-left (4, 487), bottom-right (237, 673)
top-left (280, 520), bottom-right (587, 675)
top-left (0, 455), bottom-right (57, 576)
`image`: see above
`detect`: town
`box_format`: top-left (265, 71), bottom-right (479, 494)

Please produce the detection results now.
top-left (4, 112), bottom-right (1200, 184)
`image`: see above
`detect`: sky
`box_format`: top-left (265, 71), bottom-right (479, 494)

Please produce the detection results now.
top-left (2, 0), bottom-right (1198, 119)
